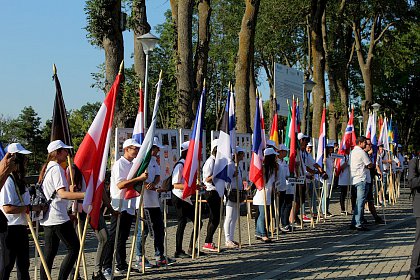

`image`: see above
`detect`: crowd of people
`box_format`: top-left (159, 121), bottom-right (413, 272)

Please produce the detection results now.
top-left (0, 132), bottom-right (410, 280)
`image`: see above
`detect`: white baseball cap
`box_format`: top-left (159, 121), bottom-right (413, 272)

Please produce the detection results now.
top-left (278, 144), bottom-right (289, 151)
top-left (47, 140), bottom-right (73, 153)
top-left (307, 142), bottom-right (313, 147)
top-left (6, 143), bottom-right (32, 154)
top-left (266, 139), bottom-right (276, 147)
top-left (123, 139), bottom-right (141, 149)
top-left (298, 133), bottom-right (309, 141)
top-left (264, 147), bottom-right (279, 156)
top-left (152, 137), bottom-right (164, 149)
top-left (181, 141), bottom-right (190, 151)
top-left (236, 146), bottom-right (245, 153)
top-left (211, 139), bottom-right (219, 151)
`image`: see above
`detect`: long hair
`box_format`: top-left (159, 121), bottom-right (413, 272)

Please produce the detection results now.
top-left (38, 150), bottom-right (60, 183)
top-left (12, 153), bottom-right (27, 195)
top-left (264, 154), bottom-right (278, 182)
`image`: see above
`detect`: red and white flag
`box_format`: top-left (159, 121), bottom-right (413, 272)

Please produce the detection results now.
top-left (74, 73), bottom-right (121, 229)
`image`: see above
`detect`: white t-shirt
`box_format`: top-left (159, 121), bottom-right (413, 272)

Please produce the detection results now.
top-left (253, 173), bottom-right (274, 205)
top-left (110, 156), bottom-right (137, 215)
top-left (277, 159), bottom-right (290, 192)
top-left (300, 150), bottom-right (316, 182)
top-left (171, 159), bottom-right (192, 205)
top-left (325, 156), bottom-right (334, 185)
top-left (202, 155), bottom-right (216, 191)
top-left (0, 176), bottom-right (30, 226)
top-left (350, 146), bottom-right (371, 185)
top-left (338, 155), bottom-right (350, 186)
top-left (40, 161), bottom-right (70, 226)
top-left (142, 156), bottom-right (161, 208)
top-left (376, 151), bottom-right (389, 173)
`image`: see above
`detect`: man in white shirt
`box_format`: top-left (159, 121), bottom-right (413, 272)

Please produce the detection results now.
top-left (102, 139), bottom-right (148, 278)
top-left (350, 136), bottom-right (374, 231)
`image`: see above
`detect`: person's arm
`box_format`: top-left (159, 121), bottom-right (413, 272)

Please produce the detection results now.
top-left (146, 175), bottom-right (161, 191)
top-left (101, 189), bottom-right (118, 215)
top-left (0, 153), bottom-right (16, 189)
top-left (117, 172), bottom-right (148, 190)
top-left (57, 187), bottom-right (85, 200)
top-left (3, 204), bottom-right (46, 214)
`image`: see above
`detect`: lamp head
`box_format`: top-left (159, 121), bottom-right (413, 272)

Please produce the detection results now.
top-left (303, 79), bottom-right (316, 92)
top-left (137, 32), bottom-right (160, 55)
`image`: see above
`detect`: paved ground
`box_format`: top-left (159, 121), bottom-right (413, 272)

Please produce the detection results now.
top-left (12, 185), bottom-right (415, 279)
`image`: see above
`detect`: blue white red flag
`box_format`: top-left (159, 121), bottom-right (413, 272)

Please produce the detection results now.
top-left (316, 108), bottom-right (326, 167)
top-left (132, 85), bottom-right (145, 145)
top-left (182, 87), bottom-right (207, 199)
top-left (250, 95), bottom-right (265, 190)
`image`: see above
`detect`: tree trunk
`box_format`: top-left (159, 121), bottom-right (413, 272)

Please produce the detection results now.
top-left (235, 0), bottom-right (260, 133)
top-left (193, 0), bottom-right (211, 116)
top-left (133, 0), bottom-right (150, 85)
top-left (173, 0), bottom-right (194, 128)
top-left (338, 78), bottom-right (349, 135)
top-left (310, 0), bottom-right (326, 138)
top-left (249, 61), bottom-right (257, 131)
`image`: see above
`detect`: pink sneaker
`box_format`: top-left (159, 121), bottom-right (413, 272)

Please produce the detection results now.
top-left (302, 215), bottom-right (312, 223)
top-left (202, 242), bottom-right (218, 252)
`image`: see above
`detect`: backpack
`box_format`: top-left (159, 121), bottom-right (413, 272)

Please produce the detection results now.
top-left (29, 167), bottom-right (57, 208)
top-left (160, 161), bottom-right (184, 192)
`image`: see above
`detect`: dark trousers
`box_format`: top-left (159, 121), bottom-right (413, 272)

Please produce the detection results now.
top-left (102, 211), bottom-right (133, 270)
top-left (205, 190), bottom-right (221, 244)
top-left (339, 185), bottom-right (348, 212)
top-left (4, 225), bottom-right (30, 280)
top-left (172, 194), bottom-right (201, 253)
top-left (138, 207), bottom-right (165, 259)
top-left (411, 217), bottom-right (420, 279)
top-left (279, 191), bottom-right (293, 227)
top-left (40, 220), bottom-right (80, 280)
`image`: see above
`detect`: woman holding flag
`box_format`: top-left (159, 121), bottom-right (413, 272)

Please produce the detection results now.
top-left (39, 140), bottom-right (85, 280)
top-left (253, 147), bottom-right (278, 243)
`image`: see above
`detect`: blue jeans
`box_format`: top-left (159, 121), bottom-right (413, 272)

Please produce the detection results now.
top-left (255, 205), bottom-right (270, 237)
top-left (351, 181), bottom-right (368, 227)
top-left (321, 183), bottom-right (331, 215)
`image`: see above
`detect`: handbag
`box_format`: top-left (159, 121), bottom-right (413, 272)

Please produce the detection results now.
top-left (227, 188), bottom-right (246, 203)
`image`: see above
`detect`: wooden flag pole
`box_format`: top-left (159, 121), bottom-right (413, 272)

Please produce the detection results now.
top-left (67, 157), bottom-right (88, 280)
top-left (73, 212), bottom-right (91, 280)
top-left (197, 193), bottom-right (203, 257)
top-left (262, 184), bottom-right (269, 238)
top-left (192, 190), bottom-right (199, 259)
top-left (126, 187), bottom-right (145, 279)
top-left (235, 165), bottom-right (242, 248)
top-left (246, 198), bottom-right (252, 246)
top-left (34, 220), bottom-right (39, 280)
top-left (217, 196), bottom-right (224, 252)
top-left (275, 191), bottom-right (280, 240)
top-left (269, 201), bottom-right (274, 238)
top-left (163, 196), bottom-right (168, 269)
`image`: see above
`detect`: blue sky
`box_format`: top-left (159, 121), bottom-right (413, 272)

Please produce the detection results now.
top-left (0, 1), bottom-right (269, 124)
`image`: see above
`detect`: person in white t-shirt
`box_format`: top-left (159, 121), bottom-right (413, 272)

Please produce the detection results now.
top-left (350, 136), bottom-right (373, 231)
top-left (0, 143), bottom-right (46, 280)
top-left (38, 140), bottom-right (85, 280)
top-left (276, 144), bottom-right (293, 232)
top-left (134, 137), bottom-right (175, 269)
top-left (224, 146), bottom-right (246, 248)
top-left (253, 147), bottom-right (278, 243)
top-left (102, 139), bottom-right (147, 278)
top-left (172, 141), bottom-right (203, 258)
top-left (338, 154), bottom-right (350, 214)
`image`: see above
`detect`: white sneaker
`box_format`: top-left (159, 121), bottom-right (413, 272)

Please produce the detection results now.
top-left (102, 268), bottom-right (112, 280)
top-left (225, 240), bottom-right (238, 248)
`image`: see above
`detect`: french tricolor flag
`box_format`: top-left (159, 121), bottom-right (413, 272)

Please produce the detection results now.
top-left (249, 95), bottom-right (265, 190)
top-left (74, 71), bottom-right (121, 229)
top-left (182, 87), bottom-right (207, 199)
top-left (316, 107), bottom-right (326, 167)
top-left (132, 84), bottom-right (144, 145)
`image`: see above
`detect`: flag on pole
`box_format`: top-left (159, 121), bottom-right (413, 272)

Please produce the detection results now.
top-left (74, 71), bottom-right (122, 229)
top-left (213, 89), bottom-right (233, 198)
top-left (315, 107), bottom-right (326, 167)
top-left (269, 99), bottom-right (279, 147)
top-left (378, 117), bottom-right (389, 151)
top-left (132, 84), bottom-right (145, 145)
top-left (228, 89), bottom-right (236, 151)
top-left (339, 108), bottom-right (356, 155)
top-left (388, 117), bottom-right (394, 153)
top-left (288, 99), bottom-right (297, 174)
top-left (51, 66), bottom-right (73, 151)
top-left (125, 77), bottom-right (162, 199)
top-left (258, 94), bottom-right (266, 149)
top-left (284, 101), bottom-right (292, 148)
top-left (249, 95), bottom-right (265, 190)
top-left (296, 101), bottom-right (301, 133)
top-left (365, 111), bottom-right (378, 163)
top-left (0, 142), bottom-right (5, 160)
top-left (182, 87), bottom-right (207, 199)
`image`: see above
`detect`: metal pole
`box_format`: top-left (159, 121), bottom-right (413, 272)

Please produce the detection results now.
top-left (144, 52), bottom-right (149, 128)
top-left (306, 91), bottom-right (310, 136)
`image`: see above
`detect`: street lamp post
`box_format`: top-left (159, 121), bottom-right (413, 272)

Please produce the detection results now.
top-left (137, 32), bottom-right (159, 128)
top-left (371, 103), bottom-right (381, 114)
top-left (357, 115), bottom-right (364, 136)
top-left (303, 79), bottom-right (316, 136)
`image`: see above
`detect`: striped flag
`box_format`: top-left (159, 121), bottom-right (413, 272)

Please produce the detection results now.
top-left (284, 102), bottom-right (292, 148)
top-left (51, 67), bottom-right (73, 152)
top-left (182, 87), bottom-right (207, 199)
top-left (74, 71), bottom-right (121, 229)
top-left (269, 99), bottom-right (279, 147)
top-left (213, 89), bottom-right (234, 197)
top-left (296, 101), bottom-right (301, 133)
top-left (288, 99), bottom-right (297, 174)
top-left (339, 109), bottom-right (356, 155)
top-left (250, 95), bottom-right (265, 190)
top-left (126, 78), bottom-right (162, 199)
top-left (378, 117), bottom-right (389, 151)
top-left (132, 85), bottom-right (145, 145)
top-left (228, 90), bottom-right (236, 151)
top-left (365, 111), bottom-right (378, 163)
top-left (315, 107), bottom-right (326, 167)
top-left (258, 94), bottom-right (266, 149)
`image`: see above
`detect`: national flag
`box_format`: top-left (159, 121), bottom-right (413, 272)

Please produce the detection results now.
top-left (388, 117), bottom-right (394, 153)
top-left (269, 99), bottom-right (279, 147)
top-left (288, 99), bottom-right (297, 174)
top-left (213, 89), bottom-right (233, 198)
top-left (182, 87), bottom-right (207, 199)
top-left (132, 84), bottom-right (145, 145)
top-left (249, 95), bottom-right (265, 190)
top-left (74, 71), bottom-right (122, 229)
top-left (258, 94), bottom-right (266, 149)
top-left (315, 107), bottom-right (326, 167)
top-left (228, 90), bottom-right (236, 151)
top-left (284, 102), bottom-right (292, 148)
top-left (365, 111), bottom-right (378, 163)
top-left (378, 117), bottom-right (389, 151)
top-left (51, 66), bottom-right (73, 152)
top-left (296, 101), bottom-right (301, 133)
top-left (125, 77), bottom-right (162, 199)
top-left (0, 142), bottom-right (5, 160)
top-left (339, 108), bottom-right (356, 155)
